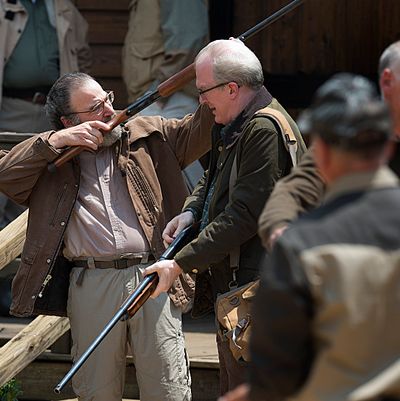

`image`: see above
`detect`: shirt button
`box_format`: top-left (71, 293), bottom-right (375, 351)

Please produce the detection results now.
top-left (192, 268), bottom-right (198, 274)
top-left (46, 259), bottom-right (51, 264)
top-left (218, 146), bottom-right (223, 152)
top-left (60, 221), bottom-right (65, 226)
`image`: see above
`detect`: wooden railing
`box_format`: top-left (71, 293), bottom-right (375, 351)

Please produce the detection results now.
top-left (0, 210), bottom-right (69, 387)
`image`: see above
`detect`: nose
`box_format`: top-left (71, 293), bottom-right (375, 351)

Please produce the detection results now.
top-left (199, 93), bottom-right (207, 105)
top-left (103, 101), bottom-right (114, 117)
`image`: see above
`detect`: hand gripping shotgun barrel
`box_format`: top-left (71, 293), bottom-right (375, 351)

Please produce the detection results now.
top-left (47, 0), bottom-right (303, 172)
top-left (54, 222), bottom-right (199, 394)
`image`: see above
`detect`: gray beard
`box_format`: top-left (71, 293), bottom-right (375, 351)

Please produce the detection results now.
top-left (100, 125), bottom-right (123, 147)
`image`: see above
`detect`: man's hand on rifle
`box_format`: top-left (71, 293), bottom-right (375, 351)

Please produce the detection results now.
top-left (162, 211), bottom-right (194, 246)
top-left (48, 120), bottom-right (111, 151)
top-left (144, 259), bottom-right (183, 298)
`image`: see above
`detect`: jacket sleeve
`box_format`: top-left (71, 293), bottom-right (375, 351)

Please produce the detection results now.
top-left (162, 103), bottom-right (213, 169)
top-left (249, 236), bottom-right (314, 401)
top-left (258, 148), bottom-right (325, 249)
top-left (0, 132), bottom-right (60, 205)
top-left (181, 171), bottom-right (208, 221)
top-left (175, 118), bottom-right (289, 273)
top-left (157, 0), bottom-right (208, 83)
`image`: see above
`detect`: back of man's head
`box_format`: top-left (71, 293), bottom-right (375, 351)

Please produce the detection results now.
top-left (299, 73), bottom-right (392, 158)
top-left (378, 40), bottom-right (400, 77)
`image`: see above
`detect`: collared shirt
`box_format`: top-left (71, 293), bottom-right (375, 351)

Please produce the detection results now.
top-left (324, 165), bottom-right (399, 204)
top-left (63, 146), bottom-right (149, 259)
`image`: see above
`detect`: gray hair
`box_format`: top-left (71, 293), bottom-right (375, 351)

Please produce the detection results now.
top-left (45, 72), bottom-right (95, 130)
top-left (195, 39), bottom-right (264, 90)
top-left (298, 73), bottom-right (391, 156)
top-left (378, 41), bottom-right (400, 76)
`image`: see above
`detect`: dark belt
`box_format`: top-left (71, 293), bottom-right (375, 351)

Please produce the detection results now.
top-left (3, 86), bottom-right (51, 105)
top-left (72, 254), bottom-right (155, 270)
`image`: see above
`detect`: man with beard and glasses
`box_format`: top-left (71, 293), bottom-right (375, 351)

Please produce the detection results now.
top-left (0, 72), bottom-right (214, 401)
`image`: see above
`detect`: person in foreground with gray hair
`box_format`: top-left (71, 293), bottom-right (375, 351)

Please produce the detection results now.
top-left (221, 73), bottom-right (400, 401)
top-left (145, 39), bottom-right (306, 395)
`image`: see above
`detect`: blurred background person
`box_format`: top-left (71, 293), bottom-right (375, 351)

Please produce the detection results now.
top-left (0, 0), bottom-right (91, 228)
top-left (122, 0), bottom-right (209, 189)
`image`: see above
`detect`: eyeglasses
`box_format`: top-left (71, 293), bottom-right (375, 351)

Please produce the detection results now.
top-left (68, 91), bottom-right (114, 116)
top-left (197, 82), bottom-right (231, 96)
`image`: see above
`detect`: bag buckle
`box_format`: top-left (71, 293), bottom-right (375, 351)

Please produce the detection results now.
top-left (231, 316), bottom-right (250, 349)
top-left (228, 265), bottom-right (239, 289)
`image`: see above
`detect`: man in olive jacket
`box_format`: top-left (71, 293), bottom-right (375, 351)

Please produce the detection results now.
top-left (0, 72), bottom-right (213, 401)
top-left (145, 39), bottom-right (306, 395)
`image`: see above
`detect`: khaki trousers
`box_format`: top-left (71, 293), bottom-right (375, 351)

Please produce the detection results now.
top-left (68, 264), bottom-right (191, 401)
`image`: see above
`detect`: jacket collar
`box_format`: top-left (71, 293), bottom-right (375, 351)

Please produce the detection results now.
top-left (218, 86), bottom-right (273, 148)
top-left (324, 166), bottom-right (399, 203)
top-left (1, 0), bottom-right (25, 12)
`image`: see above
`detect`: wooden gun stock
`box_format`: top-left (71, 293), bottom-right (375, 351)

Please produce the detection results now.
top-left (48, 0), bottom-right (303, 171)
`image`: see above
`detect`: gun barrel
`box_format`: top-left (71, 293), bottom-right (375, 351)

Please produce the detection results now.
top-left (238, 0), bottom-right (303, 41)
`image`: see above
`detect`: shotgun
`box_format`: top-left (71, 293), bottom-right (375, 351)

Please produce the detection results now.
top-left (54, 222), bottom-right (199, 394)
top-left (48, 0), bottom-right (303, 172)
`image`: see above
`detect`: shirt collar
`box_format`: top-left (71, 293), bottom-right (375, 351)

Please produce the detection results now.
top-left (324, 166), bottom-right (399, 203)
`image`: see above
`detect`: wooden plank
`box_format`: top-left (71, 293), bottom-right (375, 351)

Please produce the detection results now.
top-left (75, 0), bottom-right (130, 10)
top-left (0, 315), bottom-right (69, 386)
top-left (0, 209), bottom-right (28, 271)
top-left (82, 11), bottom-right (129, 44)
top-left (16, 353), bottom-right (219, 401)
top-left (90, 44), bottom-right (123, 78)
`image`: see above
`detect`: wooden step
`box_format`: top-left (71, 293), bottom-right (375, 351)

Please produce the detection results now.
top-left (1, 314), bottom-right (220, 401)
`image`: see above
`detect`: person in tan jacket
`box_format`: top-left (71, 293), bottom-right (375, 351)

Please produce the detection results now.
top-left (0, 72), bottom-right (213, 401)
top-left (122, 0), bottom-right (208, 118)
top-left (0, 0), bottom-right (91, 228)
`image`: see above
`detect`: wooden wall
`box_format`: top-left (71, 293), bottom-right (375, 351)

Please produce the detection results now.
top-left (233, 0), bottom-right (400, 108)
top-left (235, 0), bottom-right (400, 75)
top-left (74, 0), bottom-right (400, 110)
top-left (74, 0), bottom-right (130, 109)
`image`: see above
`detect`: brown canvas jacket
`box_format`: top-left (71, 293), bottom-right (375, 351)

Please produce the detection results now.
top-left (174, 87), bottom-right (307, 318)
top-left (0, 104), bottom-right (213, 317)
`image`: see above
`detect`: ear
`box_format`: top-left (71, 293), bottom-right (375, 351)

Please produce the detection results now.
top-left (383, 139), bottom-right (396, 161)
top-left (380, 68), bottom-right (393, 98)
top-left (60, 116), bottom-right (73, 128)
top-left (312, 136), bottom-right (331, 180)
top-left (227, 82), bottom-right (240, 97)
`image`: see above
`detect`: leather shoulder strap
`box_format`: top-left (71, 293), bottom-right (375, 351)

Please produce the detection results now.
top-left (255, 106), bottom-right (298, 167)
